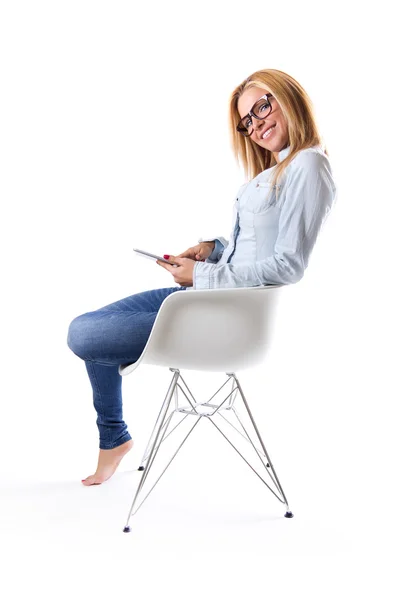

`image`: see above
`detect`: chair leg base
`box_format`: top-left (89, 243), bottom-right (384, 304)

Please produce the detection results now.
top-left (123, 370), bottom-right (293, 530)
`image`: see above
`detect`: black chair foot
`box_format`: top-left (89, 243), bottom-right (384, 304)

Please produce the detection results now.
top-left (284, 511), bottom-right (294, 518)
top-left (138, 466), bottom-right (144, 471)
top-left (123, 526), bottom-right (131, 533)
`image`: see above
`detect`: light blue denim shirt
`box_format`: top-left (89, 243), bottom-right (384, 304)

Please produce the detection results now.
top-left (190, 144), bottom-right (337, 289)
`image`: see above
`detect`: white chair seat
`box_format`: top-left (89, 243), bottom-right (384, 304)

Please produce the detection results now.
top-left (119, 284), bottom-right (283, 375)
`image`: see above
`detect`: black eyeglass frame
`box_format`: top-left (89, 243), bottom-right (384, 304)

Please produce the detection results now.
top-left (236, 93), bottom-right (274, 137)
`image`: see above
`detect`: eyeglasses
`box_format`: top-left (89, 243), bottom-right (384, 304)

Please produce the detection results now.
top-left (236, 93), bottom-right (274, 137)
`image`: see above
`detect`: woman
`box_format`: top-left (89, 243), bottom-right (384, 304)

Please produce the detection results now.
top-left (67, 68), bottom-right (337, 486)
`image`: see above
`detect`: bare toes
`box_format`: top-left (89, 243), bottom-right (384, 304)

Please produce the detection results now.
top-left (81, 476), bottom-right (102, 486)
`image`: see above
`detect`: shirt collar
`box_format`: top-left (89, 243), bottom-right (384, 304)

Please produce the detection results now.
top-left (256, 145), bottom-right (292, 181)
top-left (278, 145), bottom-right (291, 162)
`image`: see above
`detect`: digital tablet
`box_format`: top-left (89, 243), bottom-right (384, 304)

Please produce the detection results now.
top-left (133, 248), bottom-right (178, 266)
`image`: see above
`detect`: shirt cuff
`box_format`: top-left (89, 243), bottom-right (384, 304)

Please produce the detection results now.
top-left (193, 260), bottom-right (213, 289)
top-left (209, 239), bottom-right (225, 262)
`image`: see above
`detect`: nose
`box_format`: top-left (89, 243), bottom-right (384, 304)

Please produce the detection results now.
top-left (252, 117), bottom-right (265, 134)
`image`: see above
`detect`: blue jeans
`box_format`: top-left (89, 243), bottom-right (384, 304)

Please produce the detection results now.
top-left (67, 286), bottom-right (187, 449)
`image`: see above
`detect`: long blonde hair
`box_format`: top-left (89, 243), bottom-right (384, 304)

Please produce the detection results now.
top-left (229, 68), bottom-right (328, 190)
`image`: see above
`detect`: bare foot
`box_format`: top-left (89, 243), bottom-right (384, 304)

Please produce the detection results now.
top-left (81, 439), bottom-right (134, 486)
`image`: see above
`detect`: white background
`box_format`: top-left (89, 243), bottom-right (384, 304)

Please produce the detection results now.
top-left (1, 1), bottom-right (399, 598)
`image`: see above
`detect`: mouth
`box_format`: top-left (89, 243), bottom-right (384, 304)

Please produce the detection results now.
top-left (260, 124), bottom-right (276, 140)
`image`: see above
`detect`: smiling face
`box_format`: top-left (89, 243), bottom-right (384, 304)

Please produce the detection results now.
top-left (237, 86), bottom-right (289, 163)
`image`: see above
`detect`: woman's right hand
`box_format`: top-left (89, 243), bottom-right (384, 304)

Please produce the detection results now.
top-left (164, 241), bottom-right (215, 263)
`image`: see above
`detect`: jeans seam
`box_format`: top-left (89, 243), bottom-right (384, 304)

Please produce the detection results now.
top-left (86, 360), bottom-right (112, 448)
top-left (86, 357), bottom-right (140, 365)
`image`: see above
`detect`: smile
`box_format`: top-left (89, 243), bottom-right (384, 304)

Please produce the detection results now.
top-left (262, 125), bottom-right (276, 139)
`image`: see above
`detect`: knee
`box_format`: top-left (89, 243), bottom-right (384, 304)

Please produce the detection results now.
top-left (67, 313), bottom-right (91, 359)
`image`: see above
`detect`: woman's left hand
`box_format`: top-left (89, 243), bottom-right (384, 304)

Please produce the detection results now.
top-left (156, 257), bottom-right (195, 286)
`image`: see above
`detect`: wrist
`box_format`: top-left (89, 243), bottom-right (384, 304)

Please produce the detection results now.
top-left (201, 241), bottom-right (215, 250)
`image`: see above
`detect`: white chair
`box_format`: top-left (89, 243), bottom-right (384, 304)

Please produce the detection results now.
top-left (119, 284), bottom-right (294, 533)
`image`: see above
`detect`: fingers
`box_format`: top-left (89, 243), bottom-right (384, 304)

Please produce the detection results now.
top-left (173, 246), bottom-right (198, 260)
top-left (159, 256), bottom-right (180, 268)
top-left (168, 255), bottom-right (181, 265)
top-left (164, 253), bottom-right (183, 261)
top-left (164, 247), bottom-right (203, 261)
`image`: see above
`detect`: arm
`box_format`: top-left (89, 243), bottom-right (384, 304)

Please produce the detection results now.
top-left (193, 152), bottom-right (337, 289)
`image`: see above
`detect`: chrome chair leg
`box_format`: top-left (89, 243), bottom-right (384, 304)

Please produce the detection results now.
top-left (138, 375), bottom-right (179, 472)
top-left (123, 369), bottom-right (201, 532)
top-left (123, 370), bottom-right (293, 532)
top-left (215, 372), bottom-right (293, 518)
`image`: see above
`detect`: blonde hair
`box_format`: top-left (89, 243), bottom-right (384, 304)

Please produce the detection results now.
top-left (228, 68), bottom-right (329, 190)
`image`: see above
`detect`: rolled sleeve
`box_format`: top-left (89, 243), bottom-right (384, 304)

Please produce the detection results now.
top-left (197, 236), bottom-right (229, 263)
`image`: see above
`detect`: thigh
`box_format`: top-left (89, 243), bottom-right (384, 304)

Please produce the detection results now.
top-left (97, 285), bottom-right (187, 313)
top-left (68, 286), bottom-right (187, 365)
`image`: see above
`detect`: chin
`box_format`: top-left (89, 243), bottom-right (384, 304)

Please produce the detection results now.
top-left (262, 141), bottom-right (281, 152)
